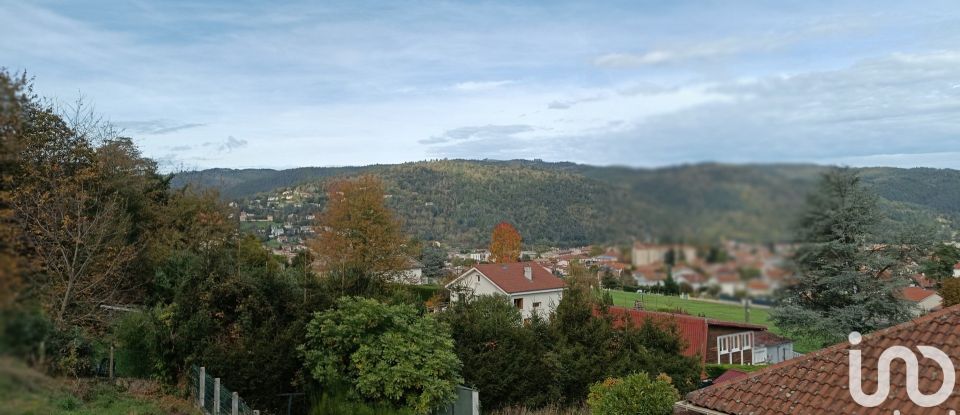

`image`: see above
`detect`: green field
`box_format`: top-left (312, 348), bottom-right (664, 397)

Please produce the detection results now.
top-left (606, 290), bottom-right (818, 353)
top-left (607, 291), bottom-right (771, 325)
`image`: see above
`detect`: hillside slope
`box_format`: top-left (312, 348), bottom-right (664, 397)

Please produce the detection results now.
top-left (172, 160), bottom-right (959, 246)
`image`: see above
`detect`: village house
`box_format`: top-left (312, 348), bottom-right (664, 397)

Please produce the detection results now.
top-left (954, 262), bottom-right (960, 278)
top-left (901, 286), bottom-right (943, 316)
top-left (711, 270), bottom-right (742, 297)
top-left (632, 264), bottom-right (668, 287)
top-left (672, 267), bottom-right (707, 291)
top-left (446, 262), bottom-right (566, 320)
top-left (631, 243), bottom-right (697, 267)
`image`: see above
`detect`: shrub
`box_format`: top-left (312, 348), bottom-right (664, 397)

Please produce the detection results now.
top-left (586, 373), bottom-right (679, 415)
top-left (112, 309), bottom-right (162, 378)
top-left (942, 277), bottom-right (960, 307)
top-left (301, 297), bottom-right (463, 414)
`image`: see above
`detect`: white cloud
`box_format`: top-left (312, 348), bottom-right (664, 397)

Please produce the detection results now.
top-left (452, 80), bottom-right (517, 92)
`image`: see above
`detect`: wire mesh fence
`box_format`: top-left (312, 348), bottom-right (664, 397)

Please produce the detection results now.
top-left (190, 365), bottom-right (259, 415)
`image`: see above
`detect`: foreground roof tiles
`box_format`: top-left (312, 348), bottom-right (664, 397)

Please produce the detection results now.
top-left (678, 305), bottom-right (960, 414)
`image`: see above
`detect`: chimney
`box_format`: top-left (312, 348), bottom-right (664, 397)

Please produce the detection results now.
top-left (524, 266), bottom-right (532, 281)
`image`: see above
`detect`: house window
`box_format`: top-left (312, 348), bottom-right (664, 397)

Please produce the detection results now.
top-left (532, 302), bottom-right (541, 308)
top-left (513, 298), bottom-right (523, 309)
top-left (476, 275), bottom-right (480, 282)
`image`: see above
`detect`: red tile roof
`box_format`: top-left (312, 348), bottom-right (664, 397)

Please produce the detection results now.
top-left (954, 262), bottom-right (960, 270)
top-left (911, 273), bottom-right (937, 289)
top-left (902, 286), bottom-right (939, 302)
top-left (605, 306), bottom-right (768, 361)
top-left (471, 262), bottom-right (566, 294)
top-left (678, 304), bottom-right (960, 414)
top-left (715, 272), bottom-right (740, 283)
top-left (606, 307), bottom-right (708, 358)
top-left (713, 369), bottom-right (749, 385)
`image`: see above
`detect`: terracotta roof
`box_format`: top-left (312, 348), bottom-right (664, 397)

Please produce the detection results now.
top-left (713, 369), bottom-right (749, 385)
top-left (679, 305), bottom-right (960, 414)
top-left (911, 273), bottom-right (937, 289)
top-left (715, 272), bottom-right (740, 283)
top-left (470, 262), bottom-right (566, 294)
top-left (746, 280), bottom-right (770, 290)
top-left (605, 306), bottom-right (767, 361)
top-left (902, 286), bottom-right (939, 302)
top-left (954, 262), bottom-right (960, 270)
top-left (606, 306), bottom-right (708, 358)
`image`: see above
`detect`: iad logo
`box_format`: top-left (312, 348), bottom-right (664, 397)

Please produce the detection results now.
top-left (848, 331), bottom-right (957, 411)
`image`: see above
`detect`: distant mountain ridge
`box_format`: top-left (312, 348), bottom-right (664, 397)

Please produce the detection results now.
top-left (172, 160), bottom-right (960, 246)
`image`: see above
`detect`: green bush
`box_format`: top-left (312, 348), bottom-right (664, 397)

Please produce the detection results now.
top-left (0, 308), bottom-right (53, 359)
top-left (586, 373), bottom-right (679, 415)
top-left (112, 309), bottom-right (162, 378)
top-left (301, 297), bottom-right (463, 415)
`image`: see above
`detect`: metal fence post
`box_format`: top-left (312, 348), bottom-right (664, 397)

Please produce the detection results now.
top-left (199, 367), bottom-right (206, 408)
top-left (232, 391), bottom-right (239, 415)
top-left (214, 378), bottom-right (221, 415)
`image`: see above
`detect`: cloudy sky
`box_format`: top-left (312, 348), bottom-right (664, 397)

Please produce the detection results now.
top-left (3, 1), bottom-right (960, 170)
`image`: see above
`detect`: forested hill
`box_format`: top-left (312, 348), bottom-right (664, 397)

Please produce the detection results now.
top-left (172, 160), bottom-right (960, 246)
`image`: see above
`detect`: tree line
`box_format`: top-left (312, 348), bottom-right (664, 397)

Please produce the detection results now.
top-left (0, 71), bottom-right (699, 414)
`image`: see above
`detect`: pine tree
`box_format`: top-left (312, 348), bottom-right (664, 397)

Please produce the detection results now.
top-left (771, 168), bottom-right (913, 347)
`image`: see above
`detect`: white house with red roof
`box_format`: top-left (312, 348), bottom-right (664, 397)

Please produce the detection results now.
top-left (901, 286), bottom-right (943, 316)
top-left (446, 262), bottom-right (566, 320)
top-left (954, 261), bottom-right (960, 278)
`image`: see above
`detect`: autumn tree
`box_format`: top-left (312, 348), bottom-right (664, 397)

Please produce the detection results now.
top-left (489, 221), bottom-right (521, 263)
top-left (12, 100), bottom-right (141, 330)
top-left (310, 175), bottom-right (409, 296)
top-left (0, 70), bottom-right (32, 308)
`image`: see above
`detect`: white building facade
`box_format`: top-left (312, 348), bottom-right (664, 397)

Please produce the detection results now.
top-left (446, 262), bottom-right (565, 320)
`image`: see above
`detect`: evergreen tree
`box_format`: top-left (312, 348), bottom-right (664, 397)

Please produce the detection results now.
top-left (420, 244), bottom-right (446, 281)
top-left (772, 168), bottom-right (913, 347)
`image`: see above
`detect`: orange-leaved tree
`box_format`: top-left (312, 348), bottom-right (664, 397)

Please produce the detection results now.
top-left (489, 221), bottom-right (521, 263)
top-left (310, 175), bottom-right (408, 296)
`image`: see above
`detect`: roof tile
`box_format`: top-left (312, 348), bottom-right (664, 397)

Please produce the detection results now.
top-left (680, 305), bottom-right (960, 414)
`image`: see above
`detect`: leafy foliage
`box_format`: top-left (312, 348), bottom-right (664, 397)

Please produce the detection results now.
top-left (309, 175), bottom-right (410, 297)
top-left (301, 297), bottom-right (463, 414)
top-left (439, 296), bottom-right (561, 410)
top-left (586, 373), bottom-right (679, 415)
top-left (922, 243), bottom-right (960, 282)
top-left (942, 278), bottom-right (960, 308)
top-left (490, 221), bottom-right (522, 263)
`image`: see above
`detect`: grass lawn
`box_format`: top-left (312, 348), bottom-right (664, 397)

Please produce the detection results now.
top-left (606, 290), bottom-right (819, 353)
top-left (0, 358), bottom-right (199, 415)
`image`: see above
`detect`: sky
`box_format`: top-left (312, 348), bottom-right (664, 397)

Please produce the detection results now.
top-left (3, 0), bottom-right (960, 171)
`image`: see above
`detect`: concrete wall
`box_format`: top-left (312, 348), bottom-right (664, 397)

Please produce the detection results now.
top-left (511, 290), bottom-right (563, 320)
